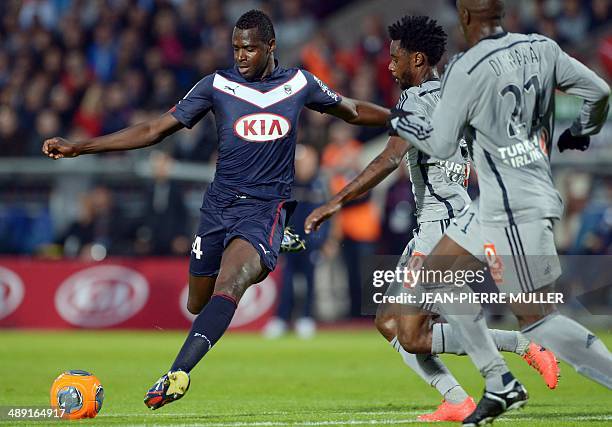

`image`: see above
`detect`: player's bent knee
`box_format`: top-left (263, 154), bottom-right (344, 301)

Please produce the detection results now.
top-left (397, 327), bottom-right (430, 354)
top-left (186, 292), bottom-right (211, 314)
top-left (213, 276), bottom-right (252, 302)
top-left (374, 312), bottom-right (398, 342)
top-left (186, 299), bottom-right (204, 315)
top-left (187, 275), bottom-right (216, 314)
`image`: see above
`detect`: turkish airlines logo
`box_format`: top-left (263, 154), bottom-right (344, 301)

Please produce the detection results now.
top-left (180, 276), bottom-right (277, 328)
top-left (234, 113), bottom-right (291, 142)
top-left (0, 267), bottom-right (25, 320)
top-left (55, 266), bottom-right (149, 327)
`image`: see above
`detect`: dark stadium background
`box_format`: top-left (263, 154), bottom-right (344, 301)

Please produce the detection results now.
top-left (0, 0), bottom-right (610, 331)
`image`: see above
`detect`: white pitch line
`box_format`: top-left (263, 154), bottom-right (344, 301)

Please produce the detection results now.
top-left (112, 420), bottom-right (429, 427)
top-left (102, 411), bottom-right (423, 418)
top-left (100, 414), bottom-right (612, 427)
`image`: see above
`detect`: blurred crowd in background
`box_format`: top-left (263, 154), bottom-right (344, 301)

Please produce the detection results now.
top-left (1, 0), bottom-right (610, 157)
top-left (0, 0), bottom-right (610, 323)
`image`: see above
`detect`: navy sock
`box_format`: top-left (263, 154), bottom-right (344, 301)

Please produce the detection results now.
top-left (171, 294), bottom-right (237, 373)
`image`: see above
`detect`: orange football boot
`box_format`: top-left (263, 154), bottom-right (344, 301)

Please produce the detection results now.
top-left (522, 342), bottom-right (560, 389)
top-left (417, 397), bottom-right (476, 422)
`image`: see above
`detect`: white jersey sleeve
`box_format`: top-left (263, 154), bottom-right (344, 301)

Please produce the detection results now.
top-left (552, 42), bottom-right (610, 137)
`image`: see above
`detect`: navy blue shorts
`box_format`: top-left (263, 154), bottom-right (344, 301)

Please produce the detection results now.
top-left (190, 188), bottom-right (295, 277)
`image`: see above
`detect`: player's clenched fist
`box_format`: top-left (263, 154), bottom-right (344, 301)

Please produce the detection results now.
top-left (42, 137), bottom-right (80, 159)
top-left (304, 202), bottom-right (340, 234)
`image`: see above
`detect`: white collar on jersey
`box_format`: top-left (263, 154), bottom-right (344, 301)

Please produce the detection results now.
top-left (212, 70), bottom-right (308, 109)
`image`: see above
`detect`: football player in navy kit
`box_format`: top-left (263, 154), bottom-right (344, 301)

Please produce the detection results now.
top-left (42, 10), bottom-right (390, 409)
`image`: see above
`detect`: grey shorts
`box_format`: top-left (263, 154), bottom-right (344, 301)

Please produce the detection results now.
top-left (397, 219), bottom-right (452, 267)
top-left (387, 219), bottom-right (452, 307)
top-left (446, 202), bottom-right (562, 293)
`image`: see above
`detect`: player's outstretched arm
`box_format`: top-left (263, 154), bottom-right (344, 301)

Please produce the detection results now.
top-left (324, 97), bottom-right (390, 126)
top-left (42, 112), bottom-right (184, 159)
top-left (390, 111), bottom-right (459, 160)
top-left (304, 136), bottom-right (408, 234)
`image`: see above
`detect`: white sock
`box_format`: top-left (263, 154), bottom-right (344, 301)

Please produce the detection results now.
top-left (432, 323), bottom-right (530, 355)
top-left (522, 313), bottom-right (612, 389)
top-left (390, 337), bottom-right (469, 403)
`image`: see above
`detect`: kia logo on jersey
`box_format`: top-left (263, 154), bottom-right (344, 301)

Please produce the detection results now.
top-left (0, 266), bottom-right (25, 320)
top-left (55, 265), bottom-right (149, 327)
top-left (234, 113), bottom-right (291, 142)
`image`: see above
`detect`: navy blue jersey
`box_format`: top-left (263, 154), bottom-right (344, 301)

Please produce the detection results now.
top-left (171, 63), bottom-right (341, 200)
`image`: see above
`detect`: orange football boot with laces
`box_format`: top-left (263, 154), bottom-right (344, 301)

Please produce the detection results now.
top-left (418, 397), bottom-right (477, 422)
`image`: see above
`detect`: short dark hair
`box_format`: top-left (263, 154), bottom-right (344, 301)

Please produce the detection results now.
top-left (387, 16), bottom-right (447, 66)
top-left (235, 10), bottom-right (275, 43)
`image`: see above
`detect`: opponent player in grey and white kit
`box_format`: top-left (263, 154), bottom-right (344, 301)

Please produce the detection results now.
top-left (306, 15), bottom-right (559, 422)
top-left (390, 0), bottom-right (612, 425)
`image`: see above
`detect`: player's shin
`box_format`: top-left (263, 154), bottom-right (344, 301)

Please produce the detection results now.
top-left (390, 337), bottom-right (468, 404)
top-left (432, 324), bottom-right (529, 355)
top-left (429, 285), bottom-right (514, 393)
top-left (170, 294), bottom-right (238, 373)
top-left (521, 312), bottom-right (612, 389)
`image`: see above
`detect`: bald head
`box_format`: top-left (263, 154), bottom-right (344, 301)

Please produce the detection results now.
top-left (456, 0), bottom-right (505, 47)
top-left (457, 0), bottom-right (505, 19)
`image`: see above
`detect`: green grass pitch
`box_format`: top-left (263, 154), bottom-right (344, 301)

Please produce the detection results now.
top-left (1, 329), bottom-right (611, 426)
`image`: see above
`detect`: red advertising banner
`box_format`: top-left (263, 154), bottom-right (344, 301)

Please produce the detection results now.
top-left (0, 258), bottom-right (279, 330)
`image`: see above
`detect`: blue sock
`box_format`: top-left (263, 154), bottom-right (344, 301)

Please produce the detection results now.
top-left (171, 294), bottom-right (237, 373)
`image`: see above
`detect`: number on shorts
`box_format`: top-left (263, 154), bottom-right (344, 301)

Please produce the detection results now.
top-left (191, 236), bottom-right (203, 259)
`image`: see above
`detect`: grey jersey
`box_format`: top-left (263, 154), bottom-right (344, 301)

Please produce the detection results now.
top-left (397, 80), bottom-right (471, 222)
top-left (395, 32), bottom-right (610, 226)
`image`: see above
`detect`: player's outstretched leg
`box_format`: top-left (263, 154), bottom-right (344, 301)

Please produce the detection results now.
top-left (144, 275), bottom-right (215, 409)
top-left (375, 305), bottom-right (476, 422)
top-left (144, 238), bottom-right (268, 409)
top-left (425, 323), bottom-right (559, 389)
top-left (516, 305), bottom-right (612, 389)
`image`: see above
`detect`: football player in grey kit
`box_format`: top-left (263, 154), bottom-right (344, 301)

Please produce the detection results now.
top-left (390, 0), bottom-right (612, 425)
top-left (306, 15), bottom-right (559, 423)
